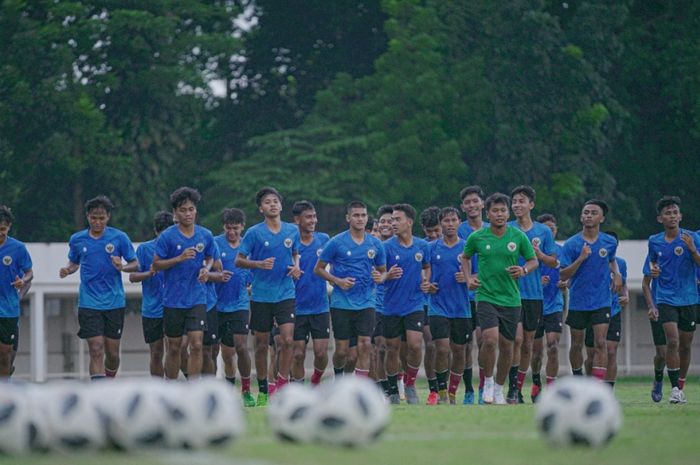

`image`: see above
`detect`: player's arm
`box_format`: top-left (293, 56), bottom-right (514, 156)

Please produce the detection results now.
top-left (112, 257), bottom-right (138, 273)
top-left (460, 253), bottom-right (480, 290)
top-left (59, 261), bottom-right (79, 278)
top-left (560, 244), bottom-right (591, 281)
top-left (618, 283), bottom-right (629, 307)
top-left (314, 258), bottom-right (355, 289)
top-left (642, 275), bottom-right (658, 321)
top-left (129, 268), bottom-right (154, 283)
top-left (11, 269), bottom-right (33, 290)
top-left (207, 259), bottom-right (232, 283)
top-left (680, 231), bottom-right (700, 266)
top-left (287, 251), bottom-right (302, 279)
top-left (508, 257), bottom-right (538, 279)
top-left (152, 247), bottom-right (196, 271)
top-left (608, 259), bottom-right (622, 293)
top-left (420, 264), bottom-right (432, 293)
top-left (235, 253), bottom-right (274, 270)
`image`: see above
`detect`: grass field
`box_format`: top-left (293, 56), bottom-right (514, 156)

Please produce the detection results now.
top-left (3, 379), bottom-right (700, 465)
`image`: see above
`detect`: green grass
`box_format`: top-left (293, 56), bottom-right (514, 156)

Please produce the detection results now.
top-left (4, 379), bottom-right (700, 465)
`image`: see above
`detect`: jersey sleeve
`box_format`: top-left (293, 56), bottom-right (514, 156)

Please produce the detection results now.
top-left (642, 255), bottom-right (651, 276)
top-left (647, 238), bottom-right (655, 264)
top-left (238, 228), bottom-right (255, 257)
top-left (692, 231), bottom-right (700, 253)
top-left (463, 234), bottom-right (476, 258)
top-left (541, 226), bottom-right (556, 257)
top-left (608, 237), bottom-right (617, 262)
top-left (292, 227), bottom-right (301, 254)
top-left (559, 238), bottom-right (576, 268)
top-left (18, 244), bottom-right (32, 272)
top-left (319, 237), bottom-right (336, 264)
top-left (520, 232), bottom-right (536, 260)
top-left (154, 232), bottom-right (170, 259)
top-left (120, 232), bottom-right (137, 262)
top-left (619, 259), bottom-right (628, 284)
top-left (374, 240), bottom-right (387, 267)
top-left (67, 235), bottom-right (81, 264)
top-left (421, 241), bottom-right (431, 267)
top-left (205, 230), bottom-right (218, 259)
top-left (136, 245), bottom-right (148, 272)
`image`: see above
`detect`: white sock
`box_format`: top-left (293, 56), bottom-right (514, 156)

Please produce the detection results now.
top-left (485, 376), bottom-right (494, 384)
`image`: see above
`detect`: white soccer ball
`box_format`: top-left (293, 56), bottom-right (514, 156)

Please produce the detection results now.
top-left (267, 383), bottom-right (319, 443)
top-left (314, 376), bottom-right (390, 447)
top-left (0, 385), bottom-right (33, 455)
top-left (535, 376), bottom-right (622, 447)
top-left (44, 381), bottom-right (107, 452)
top-left (23, 384), bottom-right (52, 453)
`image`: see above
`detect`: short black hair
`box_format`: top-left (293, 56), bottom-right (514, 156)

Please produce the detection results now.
top-left (153, 211), bottom-right (174, 233)
top-left (536, 213), bottom-right (557, 224)
top-left (605, 230), bottom-right (619, 243)
top-left (0, 205), bottom-right (14, 225)
top-left (347, 200), bottom-right (367, 213)
top-left (584, 199), bottom-right (609, 216)
top-left (510, 185), bottom-right (536, 203)
top-left (256, 186), bottom-right (282, 207)
top-left (170, 187), bottom-right (201, 209)
top-left (420, 206), bottom-right (441, 229)
top-left (656, 195), bottom-right (681, 215)
top-left (460, 185), bottom-right (485, 201)
top-left (377, 204), bottom-right (393, 218)
top-left (221, 208), bottom-right (246, 225)
top-left (292, 200), bottom-right (315, 217)
top-left (393, 203), bottom-right (416, 221)
top-left (84, 195), bottom-right (114, 214)
top-left (439, 207), bottom-right (460, 221)
top-left (485, 193), bottom-right (510, 211)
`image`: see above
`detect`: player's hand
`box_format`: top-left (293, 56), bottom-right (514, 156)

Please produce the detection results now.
top-left (111, 255), bottom-right (123, 271)
top-left (59, 267), bottom-right (71, 279)
top-left (386, 265), bottom-right (403, 280)
top-left (649, 262), bottom-right (661, 278)
top-left (335, 276), bottom-right (356, 290)
top-left (681, 232), bottom-right (697, 253)
top-left (258, 257), bottom-right (275, 270)
top-left (578, 243), bottom-right (592, 261)
top-left (420, 279), bottom-right (432, 293)
top-left (198, 267), bottom-right (209, 283)
top-left (648, 306), bottom-right (659, 321)
top-left (506, 265), bottom-right (525, 279)
top-left (179, 247), bottom-right (197, 262)
top-left (556, 279), bottom-right (569, 290)
top-left (467, 276), bottom-right (481, 290)
top-left (429, 282), bottom-right (439, 293)
top-left (287, 265), bottom-right (303, 279)
top-left (533, 242), bottom-right (544, 260)
top-left (11, 275), bottom-right (24, 290)
top-left (221, 270), bottom-right (233, 282)
top-left (541, 275), bottom-right (551, 286)
top-left (371, 267), bottom-right (383, 284)
top-left (619, 294), bottom-right (629, 307)
top-left (148, 264), bottom-right (156, 277)
top-left (454, 271), bottom-right (466, 283)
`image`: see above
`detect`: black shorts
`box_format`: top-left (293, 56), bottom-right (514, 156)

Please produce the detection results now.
top-left (566, 308), bottom-right (610, 331)
top-left (349, 336), bottom-right (358, 348)
top-left (142, 317), bottom-right (163, 344)
top-left (476, 302), bottom-right (520, 341)
top-left (218, 311), bottom-right (249, 347)
top-left (658, 304), bottom-right (697, 332)
top-left (330, 308), bottom-right (375, 340)
top-left (470, 300), bottom-right (478, 329)
top-left (429, 316), bottom-right (472, 345)
top-left (535, 312), bottom-right (563, 339)
top-left (372, 313), bottom-right (385, 340)
top-left (520, 299), bottom-right (543, 332)
top-left (203, 310), bottom-right (219, 346)
top-left (78, 307), bottom-right (125, 340)
top-left (251, 299), bottom-right (295, 333)
top-left (585, 312), bottom-right (621, 347)
top-left (423, 306), bottom-right (430, 326)
top-left (164, 305), bottom-right (207, 338)
top-left (383, 310), bottom-right (424, 339)
top-left (0, 317), bottom-right (19, 347)
top-left (650, 318), bottom-right (667, 346)
top-left (294, 313), bottom-right (330, 342)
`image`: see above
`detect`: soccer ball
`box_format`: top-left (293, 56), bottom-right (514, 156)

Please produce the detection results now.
top-left (314, 376), bottom-right (390, 447)
top-left (44, 381), bottom-right (107, 452)
top-left (23, 384), bottom-right (52, 453)
top-left (267, 383), bottom-right (319, 443)
top-left (0, 385), bottom-right (33, 455)
top-left (535, 376), bottom-right (622, 447)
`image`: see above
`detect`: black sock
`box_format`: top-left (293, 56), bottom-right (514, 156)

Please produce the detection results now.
top-left (257, 378), bottom-right (268, 394)
top-left (668, 368), bottom-right (680, 388)
top-left (388, 374), bottom-right (399, 395)
top-left (376, 380), bottom-right (384, 391)
top-left (532, 372), bottom-right (541, 386)
top-left (606, 381), bottom-right (615, 388)
top-left (437, 370), bottom-right (448, 391)
top-left (572, 368), bottom-right (583, 376)
top-left (428, 377), bottom-right (439, 393)
top-left (381, 379), bottom-right (390, 395)
top-left (463, 368), bottom-right (474, 392)
top-left (509, 365), bottom-right (518, 389)
top-left (334, 366), bottom-right (344, 377)
top-left (226, 376), bottom-right (236, 385)
top-left (654, 368), bottom-right (664, 383)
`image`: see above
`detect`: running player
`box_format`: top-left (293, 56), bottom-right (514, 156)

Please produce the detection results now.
top-left (291, 201), bottom-right (331, 386)
top-left (462, 193), bottom-right (537, 404)
top-left (560, 200), bottom-right (622, 381)
top-left (235, 187), bottom-right (301, 404)
top-left (60, 196), bottom-right (137, 380)
top-left (642, 257), bottom-right (665, 402)
top-left (643, 196), bottom-right (700, 403)
top-left (129, 211), bottom-right (174, 377)
top-left (420, 206), bottom-right (441, 404)
top-left (0, 206), bottom-right (33, 379)
top-left (372, 205), bottom-right (393, 394)
top-left (202, 245), bottom-right (222, 376)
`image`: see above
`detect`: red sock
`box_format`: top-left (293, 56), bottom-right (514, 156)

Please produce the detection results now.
top-left (546, 376), bottom-right (556, 385)
top-left (355, 368), bottom-right (370, 378)
top-left (448, 371), bottom-right (461, 395)
top-left (105, 368), bottom-right (117, 378)
top-left (241, 377), bottom-right (251, 393)
top-left (405, 365), bottom-right (419, 387)
top-left (679, 378), bottom-right (686, 390)
top-left (516, 371), bottom-right (526, 391)
top-left (276, 373), bottom-right (288, 388)
top-left (479, 367), bottom-right (485, 389)
top-left (268, 382), bottom-right (277, 395)
top-left (311, 368), bottom-right (324, 385)
top-left (591, 367), bottom-right (607, 381)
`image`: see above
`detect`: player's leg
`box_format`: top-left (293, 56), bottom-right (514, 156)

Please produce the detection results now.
top-left (310, 335), bottom-right (329, 385)
top-left (374, 313), bottom-right (388, 394)
top-left (584, 324), bottom-right (595, 375)
top-left (102, 308), bottom-right (125, 378)
top-left (77, 308), bottom-right (106, 378)
top-left (344, 339), bottom-right (358, 373)
top-left (514, 300), bottom-right (542, 403)
top-left (566, 310), bottom-right (588, 376)
top-left (422, 309), bottom-right (437, 400)
top-left (383, 315), bottom-right (403, 404)
top-left (148, 339), bottom-right (165, 378)
top-left (677, 306), bottom-right (696, 392)
top-left (398, 337), bottom-right (407, 401)
top-left (605, 313), bottom-right (621, 387)
top-left (186, 330), bottom-right (204, 379)
top-left (353, 308), bottom-right (375, 375)
top-left (430, 316), bottom-right (450, 404)
top-left (330, 309), bottom-right (352, 376)
top-left (508, 321), bottom-right (523, 403)
top-left (545, 330), bottom-right (561, 384)
top-left (291, 315), bottom-right (309, 382)
top-left (180, 333), bottom-right (189, 378)
top-left (0, 318), bottom-right (15, 377)
top-left (477, 303), bottom-right (499, 404)
top-left (530, 321), bottom-right (545, 402)
top-left (273, 300), bottom-right (296, 388)
top-left (250, 301), bottom-right (274, 403)
top-left (402, 311), bottom-right (424, 405)
top-left (447, 318), bottom-right (469, 405)
top-left (201, 310), bottom-right (219, 375)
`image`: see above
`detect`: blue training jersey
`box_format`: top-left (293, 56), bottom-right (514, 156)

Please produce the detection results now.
top-left (135, 239), bottom-right (164, 319)
top-left (383, 236), bottom-right (431, 317)
top-left (68, 227), bottom-right (136, 310)
top-left (0, 237), bottom-right (32, 318)
top-left (542, 244), bottom-right (564, 316)
top-left (611, 257), bottom-right (627, 317)
top-left (239, 221), bottom-right (300, 303)
top-left (214, 235), bottom-right (251, 313)
top-left (206, 243), bottom-right (221, 312)
top-left (155, 224), bottom-right (217, 309)
top-left (295, 232), bottom-right (330, 315)
top-left (320, 230), bottom-right (386, 311)
top-left (647, 229), bottom-right (700, 307)
top-left (508, 221), bottom-right (556, 300)
top-left (427, 238), bottom-right (470, 319)
top-left (560, 232), bottom-right (617, 311)
top-left (457, 221), bottom-right (488, 301)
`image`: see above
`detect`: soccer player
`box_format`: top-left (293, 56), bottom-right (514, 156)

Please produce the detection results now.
top-left (642, 257), bottom-right (665, 402)
top-left (129, 211), bottom-right (174, 377)
top-left (426, 207), bottom-right (472, 404)
top-left (530, 213), bottom-right (567, 400)
top-left (420, 206), bottom-right (441, 405)
top-left (560, 199), bottom-right (622, 382)
top-left (60, 196), bottom-right (137, 380)
top-left (202, 249), bottom-right (222, 376)
top-left (291, 201), bottom-right (331, 386)
top-left (381, 203), bottom-right (431, 404)
top-left (372, 205), bottom-right (393, 394)
top-left (462, 193), bottom-right (537, 404)
top-left (214, 208), bottom-right (255, 406)
top-left (642, 196), bottom-right (700, 403)
top-left (235, 187), bottom-right (301, 403)
top-left (0, 206), bottom-right (33, 379)
top-left (153, 187), bottom-right (217, 380)
top-left (315, 201), bottom-right (386, 380)
top-left (507, 186), bottom-right (557, 404)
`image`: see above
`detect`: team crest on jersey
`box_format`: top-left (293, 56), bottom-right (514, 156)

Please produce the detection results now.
top-left (415, 252), bottom-right (423, 262)
top-left (2, 256), bottom-right (12, 266)
top-left (105, 243), bottom-right (115, 254)
top-left (284, 238), bottom-right (293, 248)
top-left (674, 246), bottom-right (684, 256)
top-left (195, 242), bottom-right (205, 253)
top-left (507, 242), bottom-right (517, 252)
top-left (367, 249), bottom-right (376, 259)
top-left (599, 248), bottom-right (608, 258)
